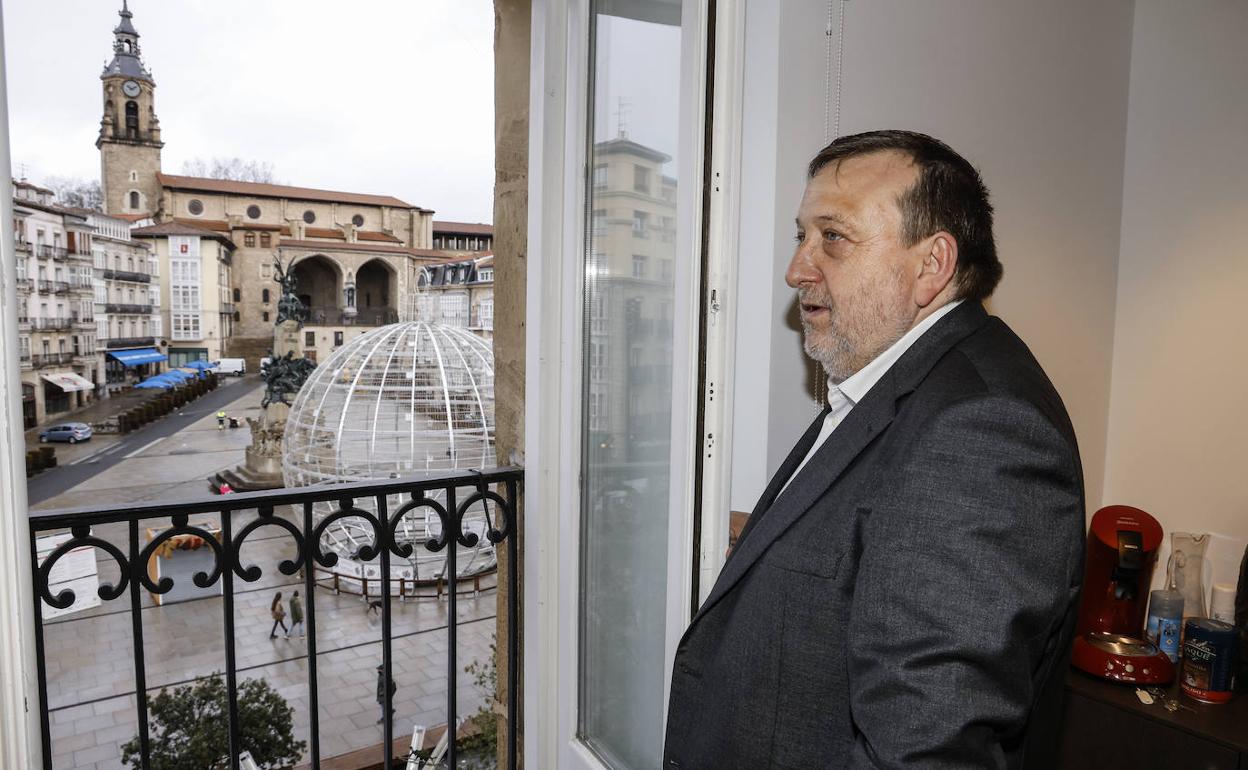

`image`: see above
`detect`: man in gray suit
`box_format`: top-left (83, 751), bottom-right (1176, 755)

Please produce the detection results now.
top-left (664, 131), bottom-right (1085, 769)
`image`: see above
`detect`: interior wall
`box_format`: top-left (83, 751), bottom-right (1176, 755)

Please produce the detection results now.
top-left (731, 0), bottom-right (1135, 513)
top-left (1103, 0), bottom-right (1248, 592)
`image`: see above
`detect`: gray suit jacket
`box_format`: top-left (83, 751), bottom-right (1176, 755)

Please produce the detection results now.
top-left (664, 302), bottom-right (1085, 769)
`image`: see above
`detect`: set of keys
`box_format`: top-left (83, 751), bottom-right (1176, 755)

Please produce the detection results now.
top-left (1134, 686), bottom-right (1198, 713)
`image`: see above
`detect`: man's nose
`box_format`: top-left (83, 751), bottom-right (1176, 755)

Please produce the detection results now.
top-left (785, 240), bottom-right (819, 289)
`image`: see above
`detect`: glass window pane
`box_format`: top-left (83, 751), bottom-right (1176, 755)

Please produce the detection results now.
top-left (580, 2), bottom-right (683, 767)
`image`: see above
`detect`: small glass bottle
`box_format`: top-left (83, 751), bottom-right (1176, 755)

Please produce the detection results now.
top-left (1146, 554), bottom-right (1184, 663)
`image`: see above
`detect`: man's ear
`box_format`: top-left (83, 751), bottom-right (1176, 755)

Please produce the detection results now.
top-left (914, 232), bottom-right (957, 307)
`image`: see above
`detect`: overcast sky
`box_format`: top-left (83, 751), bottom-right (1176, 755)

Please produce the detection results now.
top-left (2, 0), bottom-right (496, 222)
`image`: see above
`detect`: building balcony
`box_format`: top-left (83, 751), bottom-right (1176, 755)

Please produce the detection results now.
top-left (17, 316), bottom-right (31, 329)
top-left (25, 469), bottom-right (521, 770)
top-left (15, 239), bottom-right (32, 253)
top-left (220, 302), bottom-right (236, 315)
top-left (31, 352), bottom-right (74, 367)
top-left (36, 280), bottom-right (70, 294)
top-left (37, 245), bottom-right (69, 261)
top-left (105, 336), bottom-right (156, 350)
top-left (19, 355), bottom-right (32, 369)
top-left (101, 268), bottom-right (152, 283)
top-left (105, 303), bottom-right (154, 315)
top-left (32, 317), bottom-right (73, 331)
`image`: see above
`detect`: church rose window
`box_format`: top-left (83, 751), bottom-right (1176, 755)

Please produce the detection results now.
top-left (303, 210), bottom-right (316, 224)
top-left (247, 205), bottom-right (261, 219)
top-left (352, 214), bottom-right (365, 227)
top-left (187, 199), bottom-right (203, 215)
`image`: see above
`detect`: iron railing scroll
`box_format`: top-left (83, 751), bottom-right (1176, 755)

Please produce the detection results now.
top-left (28, 467), bottom-right (522, 770)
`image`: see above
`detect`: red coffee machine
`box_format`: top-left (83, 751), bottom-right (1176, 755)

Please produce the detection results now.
top-left (1071, 505), bottom-right (1174, 684)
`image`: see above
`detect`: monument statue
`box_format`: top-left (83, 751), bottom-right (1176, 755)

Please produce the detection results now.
top-left (210, 255), bottom-right (317, 492)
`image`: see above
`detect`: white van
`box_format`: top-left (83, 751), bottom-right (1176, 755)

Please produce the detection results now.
top-left (214, 358), bottom-right (247, 376)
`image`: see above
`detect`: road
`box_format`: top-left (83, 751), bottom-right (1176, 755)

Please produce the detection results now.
top-left (26, 375), bottom-right (260, 507)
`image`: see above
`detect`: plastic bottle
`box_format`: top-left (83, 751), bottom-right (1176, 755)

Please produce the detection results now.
top-left (1146, 555), bottom-right (1184, 663)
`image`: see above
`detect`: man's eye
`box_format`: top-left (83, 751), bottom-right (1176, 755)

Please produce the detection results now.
top-left (823, 230), bottom-right (843, 242)
top-left (793, 232), bottom-right (805, 243)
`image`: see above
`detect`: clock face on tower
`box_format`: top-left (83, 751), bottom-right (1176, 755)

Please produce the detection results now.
top-left (122, 80), bottom-right (141, 97)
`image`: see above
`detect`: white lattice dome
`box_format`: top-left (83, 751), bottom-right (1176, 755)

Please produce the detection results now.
top-left (283, 321), bottom-right (497, 585)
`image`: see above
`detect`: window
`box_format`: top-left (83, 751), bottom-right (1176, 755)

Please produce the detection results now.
top-left (233, 288), bottom-right (241, 302)
top-left (187, 199), bottom-right (204, 215)
top-left (352, 214), bottom-right (365, 227)
top-left (593, 208), bottom-right (606, 235)
top-left (440, 293), bottom-right (469, 326)
top-left (260, 263), bottom-right (272, 279)
top-left (129, 191), bottom-right (140, 209)
top-left (632, 210), bottom-right (649, 237)
top-left (262, 288), bottom-right (270, 304)
top-left (260, 232), bottom-right (271, 248)
top-left (634, 164), bottom-right (650, 193)
top-left (478, 298), bottom-right (493, 330)
top-left (303, 210), bottom-right (316, 224)
top-left (171, 313), bottom-right (200, 340)
top-left (305, 331), bottom-right (315, 347)
top-left (244, 233), bottom-right (256, 248)
top-left (262, 311), bottom-right (269, 323)
top-left (478, 267), bottom-right (493, 282)
top-left (246, 205), bottom-right (261, 219)
top-left (334, 331), bottom-right (344, 346)
top-left (593, 164), bottom-right (608, 190)
top-left (632, 254), bottom-right (647, 279)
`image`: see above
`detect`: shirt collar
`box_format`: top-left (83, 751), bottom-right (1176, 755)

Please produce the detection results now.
top-left (833, 299), bottom-right (964, 406)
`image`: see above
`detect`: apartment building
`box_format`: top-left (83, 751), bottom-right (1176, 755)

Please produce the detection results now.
top-left (12, 180), bottom-right (100, 428)
top-left (89, 212), bottom-right (164, 392)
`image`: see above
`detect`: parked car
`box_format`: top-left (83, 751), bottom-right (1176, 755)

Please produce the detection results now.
top-left (213, 358), bottom-right (247, 376)
top-left (38, 422), bottom-right (93, 444)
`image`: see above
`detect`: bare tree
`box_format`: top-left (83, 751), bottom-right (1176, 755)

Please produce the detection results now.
top-left (180, 157), bottom-right (278, 184)
top-left (42, 176), bottom-right (103, 210)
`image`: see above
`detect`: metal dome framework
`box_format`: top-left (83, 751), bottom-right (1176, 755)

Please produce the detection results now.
top-left (283, 321), bottom-right (498, 583)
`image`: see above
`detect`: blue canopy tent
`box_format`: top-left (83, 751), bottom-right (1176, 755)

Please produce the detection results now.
top-left (162, 369), bottom-right (193, 383)
top-left (182, 360), bottom-right (215, 372)
top-left (133, 378), bottom-right (172, 389)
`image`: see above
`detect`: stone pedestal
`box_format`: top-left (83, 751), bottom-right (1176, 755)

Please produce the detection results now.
top-left (209, 322), bottom-right (302, 493)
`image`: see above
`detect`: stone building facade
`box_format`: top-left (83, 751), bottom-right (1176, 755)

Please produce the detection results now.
top-left (11, 181), bottom-right (100, 428)
top-left (88, 211), bottom-right (163, 392)
top-left (95, 3), bottom-right (447, 369)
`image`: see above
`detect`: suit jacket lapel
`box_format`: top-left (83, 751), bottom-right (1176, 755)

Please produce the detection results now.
top-left (692, 302), bottom-right (992, 626)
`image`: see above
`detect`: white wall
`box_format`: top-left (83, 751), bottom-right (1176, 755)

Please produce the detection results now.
top-left (1104, 0), bottom-right (1248, 592)
top-left (732, 0), bottom-right (1135, 512)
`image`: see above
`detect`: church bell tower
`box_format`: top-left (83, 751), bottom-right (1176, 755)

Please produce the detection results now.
top-left (97, 1), bottom-right (163, 216)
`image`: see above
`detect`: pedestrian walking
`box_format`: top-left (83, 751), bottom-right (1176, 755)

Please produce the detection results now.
top-left (287, 590), bottom-right (304, 638)
top-left (376, 664), bottom-right (396, 724)
top-left (269, 591), bottom-right (288, 639)
top-left (216, 410), bottom-right (227, 430)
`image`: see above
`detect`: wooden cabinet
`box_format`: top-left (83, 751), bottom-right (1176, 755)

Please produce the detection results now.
top-left (1057, 670), bottom-right (1248, 770)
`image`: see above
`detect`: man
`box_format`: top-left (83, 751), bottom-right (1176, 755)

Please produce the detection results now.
top-left (664, 131), bottom-right (1085, 769)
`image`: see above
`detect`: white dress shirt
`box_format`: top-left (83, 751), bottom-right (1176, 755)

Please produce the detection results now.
top-left (779, 300), bottom-right (963, 495)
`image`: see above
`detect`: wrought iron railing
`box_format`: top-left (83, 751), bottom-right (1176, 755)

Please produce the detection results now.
top-left (105, 303), bottom-right (154, 315)
top-left (106, 337), bottom-right (157, 349)
top-left (36, 280), bottom-right (70, 294)
top-left (38, 245), bottom-right (69, 260)
top-left (28, 468), bottom-right (521, 770)
top-left (102, 269), bottom-right (152, 283)
top-left (33, 317), bottom-right (72, 331)
top-left (31, 352), bottom-right (74, 366)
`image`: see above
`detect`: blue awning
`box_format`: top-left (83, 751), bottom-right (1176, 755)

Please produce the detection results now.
top-left (107, 348), bottom-right (167, 366)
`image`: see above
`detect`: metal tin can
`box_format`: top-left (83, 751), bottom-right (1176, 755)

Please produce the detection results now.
top-left (1181, 618), bottom-right (1237, 703)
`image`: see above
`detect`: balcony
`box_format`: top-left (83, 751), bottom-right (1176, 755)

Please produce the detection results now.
top-left (102, 268), bottom-right (152, 283)
top-left (220, 302), bottom-right (236, 315)
top-left (36, 280), bottom-right (70, 294)
top-left (105, 337), bottom-right (156, 350)
top-left (26, 469), bottom-right (521, 769)
top-left (38, 245), bottom-right (69, 261)
top-left (31, 352), bottom-right (74, 367)
top-left (105, 303), bottom-right (154, 315)
top-left (15, 239), bottom-right (32, 253)
top-left (33, 317), bottom-right (73, 332)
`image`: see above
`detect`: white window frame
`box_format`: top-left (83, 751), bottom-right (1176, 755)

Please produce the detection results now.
top-left (524, 1), bottom-right (737, 768)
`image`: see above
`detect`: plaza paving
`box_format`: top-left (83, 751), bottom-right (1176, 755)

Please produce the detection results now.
top-left (32, 382), bottom-right (497, 769)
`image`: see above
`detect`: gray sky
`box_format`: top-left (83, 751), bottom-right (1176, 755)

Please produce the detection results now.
top-left (3, 0), bottom-right (495, 223)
